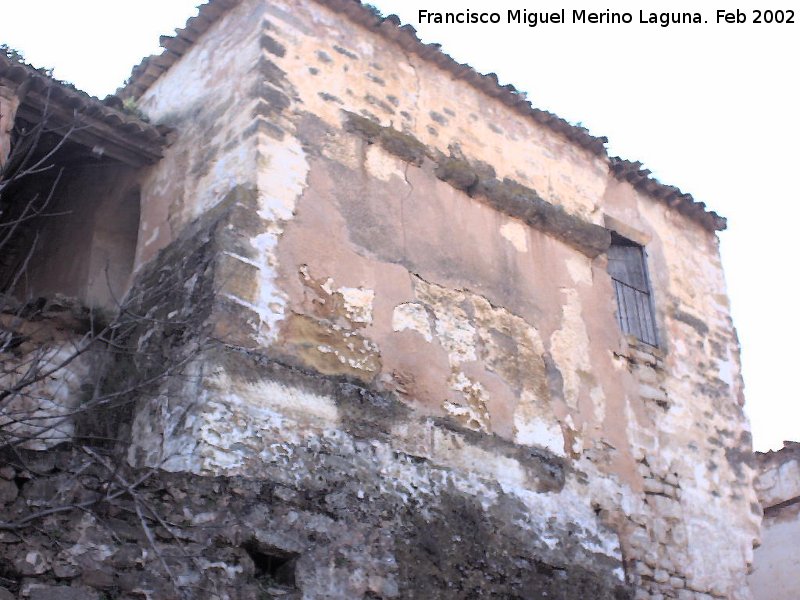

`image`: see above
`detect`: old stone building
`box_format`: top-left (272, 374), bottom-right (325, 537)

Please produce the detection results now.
top-left (748, 443), bottom-right (800, 599)
top-left (1, 1), bottom-right (762, 598)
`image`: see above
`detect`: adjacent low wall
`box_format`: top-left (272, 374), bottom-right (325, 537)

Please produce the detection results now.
top-left (749, 443), bottom-right (800, 600)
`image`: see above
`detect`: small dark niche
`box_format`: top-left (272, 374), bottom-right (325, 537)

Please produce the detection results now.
top-left (242, 539), bottom-right (299, 588)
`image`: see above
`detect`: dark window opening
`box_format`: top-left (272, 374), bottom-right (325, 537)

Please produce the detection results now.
top-left (607, 232), bottom-right (658, 346)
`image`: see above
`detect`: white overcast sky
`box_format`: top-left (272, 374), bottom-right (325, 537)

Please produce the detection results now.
top-left (1, 1), bottom-right (797, 451)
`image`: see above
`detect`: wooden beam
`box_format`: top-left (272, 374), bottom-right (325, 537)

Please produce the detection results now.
top-left (15, 96), bottom-right (163, 167)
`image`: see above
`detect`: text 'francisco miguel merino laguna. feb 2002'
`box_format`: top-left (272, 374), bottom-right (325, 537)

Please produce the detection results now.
top-left (417, 8), bottom-right (796, 27)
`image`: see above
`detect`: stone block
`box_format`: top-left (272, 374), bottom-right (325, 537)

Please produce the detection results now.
top-left (653, 569), bottom-right (669, 583)
top-left (29, 586), bottom-right (100, 600)
top-left (669, 576), bottom-right (686, 588)
top-left (644, 478), bottom-right (666, 495)
top-left (664, 473), bottom-right (679, 487)
top-left (0, 479), bottom-right (18, 505)
top-left (14, 549), bottom-right (50, 576)
top-left (649, 495), bottom-right (683, 519)
top-left (639, 384), bottom-right (668, 403)
top-left (81, 567), bottom-right (115, 589)
top-left (216, 252), bottom-right (261, 306)
top-left (634, 364), bottom-right (659, 384)
top-left (52, 559), bottom-right (81, 579)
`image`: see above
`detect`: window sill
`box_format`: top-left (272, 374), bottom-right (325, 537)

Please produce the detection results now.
top-left (616, 335), bottom-right (665, 369)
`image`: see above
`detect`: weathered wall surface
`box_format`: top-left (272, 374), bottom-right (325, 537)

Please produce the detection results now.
top-left (113, 185), bottom-right (627, 597)
top-left (749, 443), bottom-right (800, 600)
top-left (134, 0), bottom-right (309, 347)
top-left (132, 0), bottom-right (265, 266)
top-left (0, 444), bottom-right (634, 600)
top-left (112, 0), bottom-right (760, 597)
top-left (0, 83), bottom-right (17, 169)
top-left (0, 299), bottom-right (93, 450)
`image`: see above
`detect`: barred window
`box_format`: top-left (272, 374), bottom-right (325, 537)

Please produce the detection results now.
top-left (607, 233), bottom-right (658, 346)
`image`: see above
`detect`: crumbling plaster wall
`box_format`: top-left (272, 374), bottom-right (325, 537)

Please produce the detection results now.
top-left (749, 444), bottom-right (800, 600)
top-left (123, 0), bottom-right (759, 597)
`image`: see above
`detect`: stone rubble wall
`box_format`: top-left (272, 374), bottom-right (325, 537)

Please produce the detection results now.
top-left (0, 444), bottom-right (633, 600)
top-left (0, 299), bottom-right (94, 450)
top-left (122, 183), bottom-right (631, 597)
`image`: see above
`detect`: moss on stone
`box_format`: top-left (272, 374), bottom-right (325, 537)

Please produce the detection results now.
top-left (344, 112), bottom-right (428, 166)
top-left (378, 127), bottom-right (427, 166)
top-left (434, 158), bottom-right (478, 192)
top-left (344, 112), bottom-right (384, 143)
top-left (476, 178), bottom-right (611, 257)
top-left (343, 112), bottom-right (610, 257)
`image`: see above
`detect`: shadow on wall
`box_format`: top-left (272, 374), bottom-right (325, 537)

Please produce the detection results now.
top-left (1, 160), bottom-right (141, 312)
top-left (86, 185), bottom-right (140, 309)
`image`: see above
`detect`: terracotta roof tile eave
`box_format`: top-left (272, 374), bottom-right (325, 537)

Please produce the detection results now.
top-left (1, 53), bottom-right (167, 164)
top-left (609, 158), bottom-right (726, 232)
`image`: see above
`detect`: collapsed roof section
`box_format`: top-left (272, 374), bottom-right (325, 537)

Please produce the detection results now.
top-left (1, 51), bottom-right (167, 168)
